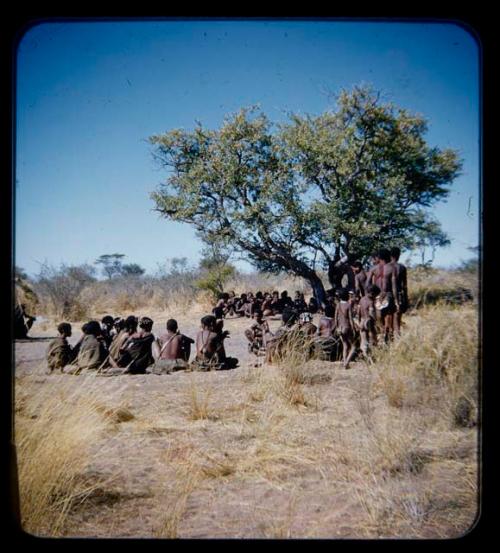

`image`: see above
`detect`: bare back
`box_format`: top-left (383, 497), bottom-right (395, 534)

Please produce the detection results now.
top-left (158, 331), bottom-right (183, 360)
top-left (318, 316), bottom-right (335, 337)
top-left (196, 329), bottom-right (218, 358)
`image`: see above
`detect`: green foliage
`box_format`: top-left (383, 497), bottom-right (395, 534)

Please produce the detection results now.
top-left (195, 245), bottom-right (236, 300)
top-left (149, 85), bottom-right (462, 297)
top-left (120, 263), bottom-right (146, 277)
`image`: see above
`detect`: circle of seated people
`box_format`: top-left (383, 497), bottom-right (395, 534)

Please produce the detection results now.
top-left (44, 248), bottom-right (408, 374)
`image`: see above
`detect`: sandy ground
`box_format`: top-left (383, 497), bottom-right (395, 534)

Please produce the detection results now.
top-left (14, 312), bottom-right (478, 539)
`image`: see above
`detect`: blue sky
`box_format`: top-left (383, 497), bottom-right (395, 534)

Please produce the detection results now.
top-left (15, 19), bottom-right (480, 278)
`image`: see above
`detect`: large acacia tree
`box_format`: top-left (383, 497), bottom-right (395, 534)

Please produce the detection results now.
top-left (149, 86), bottom-right (461, 305)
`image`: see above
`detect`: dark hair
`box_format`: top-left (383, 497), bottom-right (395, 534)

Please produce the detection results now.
top-left (166, 319), bottom-right (178, 332)
top-left (378, 248), bottom-right (391, 263)
top-left (84, 320), bottom-right (102, 336)
top-left (351, 261), bottom-right (363, 270)
top-left (255, 291), bottom-right (263, 299)
top-left (113, 317), bottom-right (125, 330)
top-left (57, 322), bottom-right (72, 335)
top-left (324, 304), bottom-right (335, 318)
top-left (201, 315), bottom-right (216, 328)
top-left (339, 289), bottom-right (350, 301)
top-left (139, 316), bottom-right (153, 331)
top-left (309, 297), bottom-right (318, 305)
top-left (125, 315), bottom-right (138, 332)
top-left (390, 247), bottom-right (401, 260)
top-left (101, 315), bottom-right (114, 326)
top-left (281, 290), bottom-right (288, 298)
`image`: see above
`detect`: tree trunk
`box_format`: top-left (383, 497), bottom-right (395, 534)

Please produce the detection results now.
top-left (306, 272), bottom-right (327, 309)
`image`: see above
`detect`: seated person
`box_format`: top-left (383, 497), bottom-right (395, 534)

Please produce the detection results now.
top-left (308, 296), bottom-right (319, 314)
top-left (278, 290), bottom-right (293, 312)
top-left (245, 309), bottom-right (273, 355)
top-left (213, 293), bottom-right (229, 320)
top-left (111, 317), bottom-right (125, 338)
top-left (234, 293), bottom-right (248, 317)
top-left (261, 293), bottom-right (274, 317)
top-left (46, 322), bottom-right (76, 373)
top-left (117, 316), bottom-right (156, 374)
top-left (108, 315), bottom-right (137, 366)
top-left (293, 291), bottom-right (308, 313)
top-left (194, 315), bottom-right (238, 370)
top-left (225, 291), bottom-right (240, 317)
top-left (64, 321), bottom-right (107, 373)
top-left (269, 291), bottom-right (281, 313)
top-left (100, 315), bottom-right (115, 348)
top-left (152, 319), bottom-right (194, 373)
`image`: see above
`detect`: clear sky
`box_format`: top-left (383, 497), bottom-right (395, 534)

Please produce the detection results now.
top-left (15, 19), bottom-right (480, 278)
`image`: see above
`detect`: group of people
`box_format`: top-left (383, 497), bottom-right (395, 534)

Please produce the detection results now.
top-left (212, 289), bottom-right (316, 320)
top-left (45, 246), bottom-right (407, 374)
top-left (46, 313), bottom-right (238, 375)
top-left (240, 247), bottom-right (408, 368)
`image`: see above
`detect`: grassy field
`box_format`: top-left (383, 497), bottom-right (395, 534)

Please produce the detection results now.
top-left (14, 267), bottom-right (479, 538)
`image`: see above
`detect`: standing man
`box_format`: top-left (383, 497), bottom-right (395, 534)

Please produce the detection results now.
top-left (378, 249), bottom-right (398, 343)
top-left (390, 247), bottom-right (409, 337)
top-left (351, 261), bottom-right (368, 299)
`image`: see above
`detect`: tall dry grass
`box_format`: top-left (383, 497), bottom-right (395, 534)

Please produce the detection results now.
top-left (14, 376), bottom-right (128, 536)
top-left (370, 303), bottom-right (478, 425)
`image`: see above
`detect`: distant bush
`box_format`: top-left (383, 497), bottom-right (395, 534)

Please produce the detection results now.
top-left (33, 263), bottom-right (97, 320)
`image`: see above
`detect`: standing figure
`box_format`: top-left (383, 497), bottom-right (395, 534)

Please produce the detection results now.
top-left (335, 289), bottom-right (357, 369)
top-left (390, 247), bottom-right (409, 337)
top-left (357, 284), bottom-right (379, 359)
top-left (377, 249), bottom-right (398, 343)
top-left (351, 261), bottom-right (368, 299)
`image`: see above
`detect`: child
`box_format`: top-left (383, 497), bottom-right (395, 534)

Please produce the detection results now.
top-left (335, 289), bottom-right (356, 369)
top-left (357, 284), bottom-right (379, 359)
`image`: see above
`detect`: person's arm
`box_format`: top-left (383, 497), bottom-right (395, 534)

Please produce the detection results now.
top-left (346, 304), bottom-right (354, 330)
top-left (391, 267), bottom-right (399, 308)
top-left (402, 266), bottom-right (408, 300)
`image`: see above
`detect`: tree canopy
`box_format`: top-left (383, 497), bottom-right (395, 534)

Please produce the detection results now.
top-left (149, 85), bottom-right (462, 304)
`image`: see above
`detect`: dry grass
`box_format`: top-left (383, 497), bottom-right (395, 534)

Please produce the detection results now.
top-left (14, 376), bottom-right (129, 536)
top-left (16, 267), bottom-right (479, 538)
top-left (408, 267), bottom-right (477, 309)
top-left (370, 303), bottom-right (478, 425)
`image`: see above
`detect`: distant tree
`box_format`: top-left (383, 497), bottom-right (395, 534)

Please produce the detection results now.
top-left (120, 263), bottom-right (146, 277)
top-left (149, 86), bottom-right (462, 305)
top-left (410, 215), bottom-right (451, 267)
top-left (457, 245), bottom-right (480, 273)
top-left (95, 253), bottom-right (126, 279)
